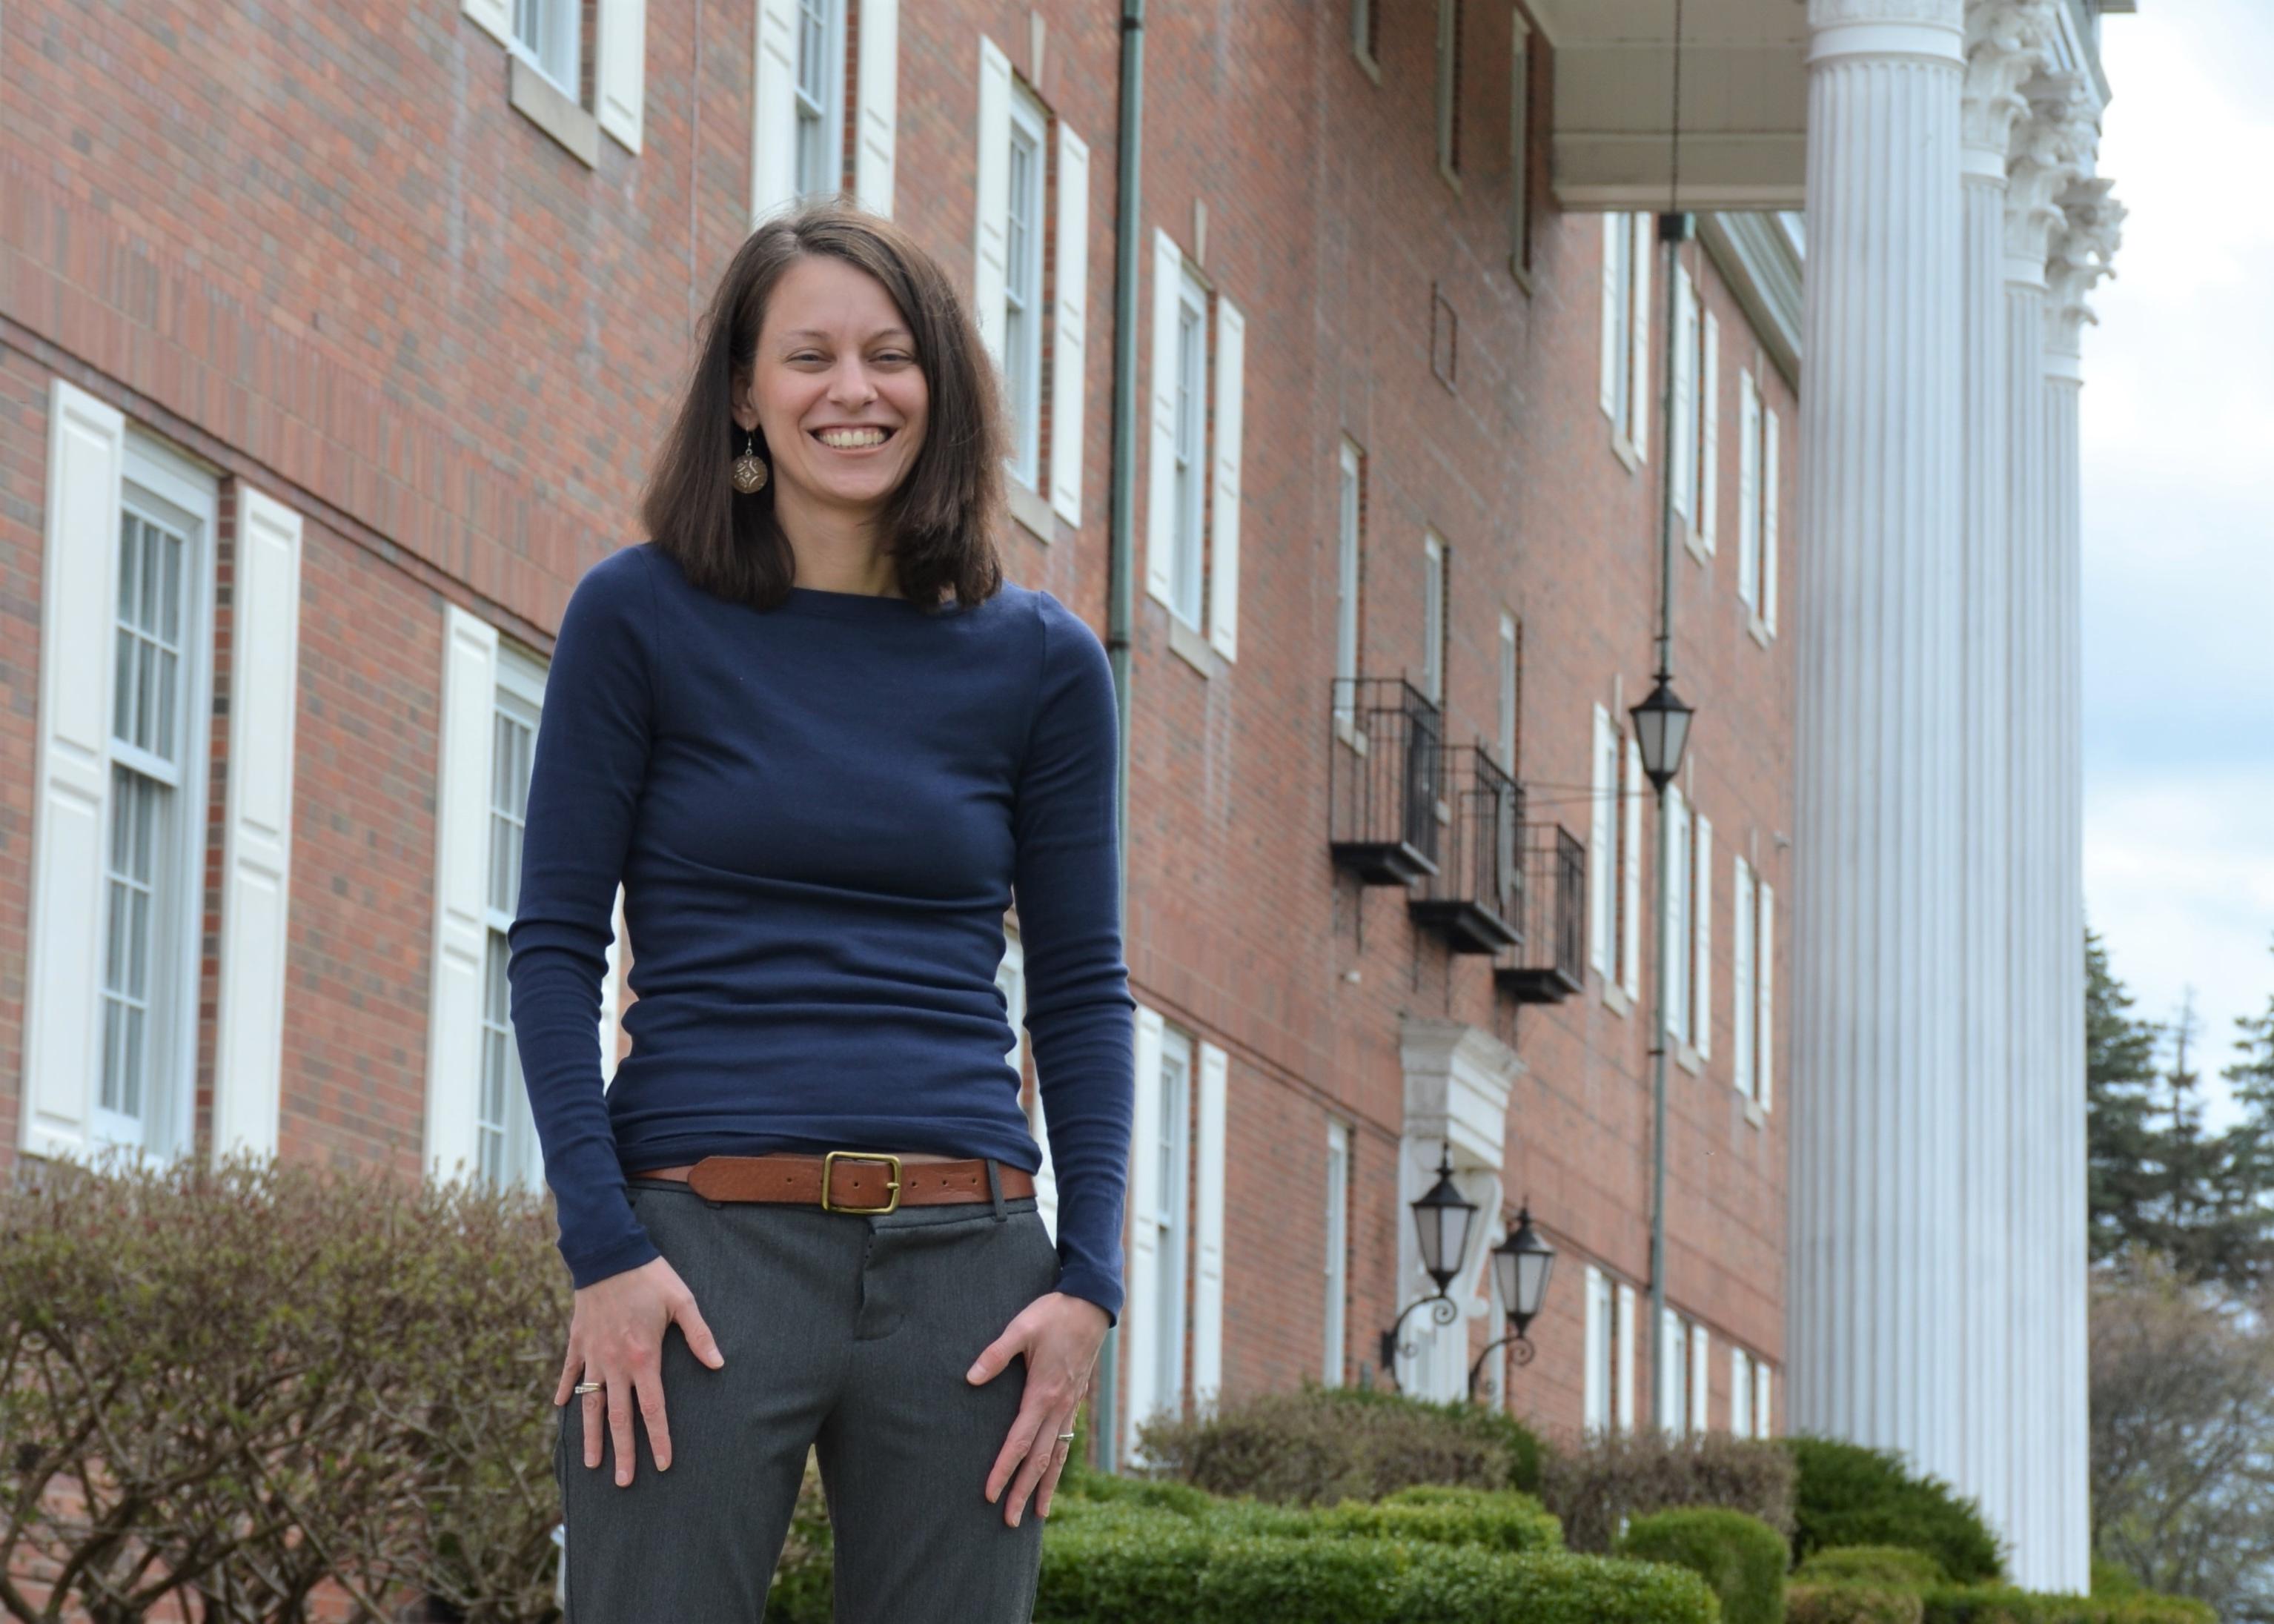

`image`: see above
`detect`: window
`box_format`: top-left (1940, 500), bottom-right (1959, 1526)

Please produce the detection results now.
top-left (1753, 1359), bottom-right (1774, 1438)
top-left (1660, 1310), bottom-right (1690, 1435)
top-left (1508, 11), bottom-right (1535, 279)
top-left (1732, 856), bottom-right (1775, 1108)
top-left (1422, 531), bottom-right (1447, 705)
top-left (1334, 440), bottom-right (1363, 722)
top-left (1003, 85), bottom-right (1048, 489)
top-left (1690, 1320), bottom-right (1711, 1435)
top-left (1588, 703), bottom-right (1644, 1000)
top-left (1583, 1265), bottom-right (1620, 1433)
top-left (1436, 0), bottom-right (1464, 185)
top-left (1325, 1119), bottom-right (1351, 1385)
top-left (795, 0), bottom-right (846, 199)
top-left (1663, 786), bottom-right (1690, 1048)
top-left (513, 0), bottom-right (580, 94)
top-left (479, 651), bottom-right (551, 1190)
top-left (1147, 228), bottom-right (1245, 661)
top-left (755, 0), bottom-right (892, 222)
top-left (1599, 212), bottom-right (1652, 459)
top-left (1496, 614), bottom-right (1520, 775)
top-left (1737, 367), bottom-right (1780, 636)
top-left (1671, 260), bottom-right (1720, 551)
top-left (1731, 1345), bottom-right (1754, 1436)
top-left (1150, 1026), bottom-right (1194, 1422)
top-left (1665, 789), bottom-right (1714, 1058)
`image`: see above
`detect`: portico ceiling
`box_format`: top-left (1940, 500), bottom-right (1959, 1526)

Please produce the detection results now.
top-left (1529, 0), bottom-right (2111, 211)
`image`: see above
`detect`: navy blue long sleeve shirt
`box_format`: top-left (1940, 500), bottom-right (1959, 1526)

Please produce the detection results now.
top-left (505, 541), bottom-right (1136, 1325)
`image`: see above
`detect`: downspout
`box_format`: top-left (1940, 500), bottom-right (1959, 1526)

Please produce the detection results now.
top-left (1095, 0), bottom-right (1147, 1478)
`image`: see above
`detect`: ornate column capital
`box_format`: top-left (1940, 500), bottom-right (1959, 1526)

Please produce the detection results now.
top-left (1962, 1), bottom-right (2053, 165)
top-left (2046, 177), bottom-right (2125, 362)
top-left (2003, 70), bottom-right (2093, 275)
top-left (1809, 0), bottom-right (1965, 65)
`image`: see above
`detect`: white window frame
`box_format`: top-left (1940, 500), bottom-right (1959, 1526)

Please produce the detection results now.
top-left (1496, 612), bottom-right (1519, 775)
top-left (1600, 212), bottom-right (1651, 460)
top-left (511, 0), bottom-right (581, 96)
top-left (1422, 531), bottom-right (1447, 706)
top-left (1171, 268), bottom-right (1210, 630)
top-left (1334, 439), bottom-right (1363, 725)
top-left (1620, 727), bottom-right (1643, 1001)
top-left (1508, 11), bottom-right (1532, 280)
top-left (1754, 1359), bottom-right (1774, 1437)
top-left (1738, 367), bottom-right (1780, 639)
top-left (793, 0), bottom-right (846, 202)
top-left (1150, 1025), bottom-right (1194, 1425)
top-left (1660, 1309), bottom-right (1689, 1436)
top-left (1663, 784), bottom-right (1691, 1049)
top-left (1003, 84), bottom-right (1049, 491)
top-left (1731, 1345), bottom-right (1755, 1436)
top-left (1589, 704), bottom-right (1617, 981)
top-left (1325, 1118), bottom-right (1351, 1385)
top-left (1583, 1264), bottom-right (1616, 1433)
top-left (90, 439), bottom-right (217, 1164)
top-left (1351, 0), bottom-right (1380, 75)
top-left (1732, 858), bottom-right (1776, 1110)
top-left (1435, 0), bottom-right (1462, 187)
top-left (481, 649), bottom-right (552, 1193)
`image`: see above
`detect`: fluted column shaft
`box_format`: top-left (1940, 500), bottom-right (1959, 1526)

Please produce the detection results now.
top-left (1790, 0), bottom-right (1967, 1490)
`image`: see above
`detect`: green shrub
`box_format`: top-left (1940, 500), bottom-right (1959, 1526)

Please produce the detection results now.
top-left (1915, 1587), bottom-right (2217, 1624)
top-left (1786, 1436), bottom-right (2005, 1584)
top-left (1537, 1426), bottom-right (1796, 1553)
top-left (1617, 1506), bottom-right (1789, 1624)
top-left (1797, 1545), bottom-right (1950, 1588)
top-left (1786, 1584), bottom-right (1926, 1624)
top-left (1129, 1376), bottom-right (1545, 1505)
top-left (2089, 1560), bottom-right (2143, 1600)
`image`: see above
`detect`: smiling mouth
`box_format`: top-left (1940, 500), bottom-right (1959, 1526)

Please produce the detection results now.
top-left (809, 422), bottom-right (895, 448)
top-left (811, 428), bottom-right (896, 450)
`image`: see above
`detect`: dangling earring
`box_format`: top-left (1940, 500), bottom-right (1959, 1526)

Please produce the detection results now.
top-left (732, 428), bottom-right (770, 494)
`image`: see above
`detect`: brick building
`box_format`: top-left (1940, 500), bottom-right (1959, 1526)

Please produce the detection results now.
top-left (1, 0), bottom-right (2124, 1594)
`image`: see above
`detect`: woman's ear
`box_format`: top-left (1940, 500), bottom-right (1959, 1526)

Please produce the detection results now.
top-left (728, 372), bottom-right (759, 435)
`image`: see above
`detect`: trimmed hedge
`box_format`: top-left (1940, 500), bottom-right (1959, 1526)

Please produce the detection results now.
top-left (1539, 1426), bottom-right (1796, 1553)
top-left (1786, 1436), bottom-right (2005, 1584)
top-left (1617, 1507), bottom-right (1789, 1624)
top-left (1797, 1545), bottom-right (1951, 1588)
top-left (1914, 1588), bottom-right (2218, 1624)
top-left (1787, 1585), bottom-right (1926, 1624)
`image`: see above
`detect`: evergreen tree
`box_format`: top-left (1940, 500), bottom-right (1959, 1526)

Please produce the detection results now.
top-left (2087, 926), bottom-right (2165, 1264)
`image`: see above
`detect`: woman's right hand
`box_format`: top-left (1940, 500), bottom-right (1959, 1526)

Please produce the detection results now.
top-left (553, 1255), bottom-right (727, 1486)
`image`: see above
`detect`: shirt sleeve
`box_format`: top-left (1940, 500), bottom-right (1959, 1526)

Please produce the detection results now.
top-left (505, 544), bottom-right (664, 1290)
top-left (1013, 589), bottom-right (1138, 1328)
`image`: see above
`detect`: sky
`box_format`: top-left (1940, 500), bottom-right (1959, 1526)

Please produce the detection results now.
top-left (2081, 0), bottom-right (2274, 1127)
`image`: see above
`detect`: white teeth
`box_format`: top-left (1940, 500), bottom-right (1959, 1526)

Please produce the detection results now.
top-left (817, 428), bottom-right (888, 448)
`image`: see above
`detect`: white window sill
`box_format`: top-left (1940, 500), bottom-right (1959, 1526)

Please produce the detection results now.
top-left (1006, 474), bottom-right (1058, 545)
top-left (1603, 981), bottom-right (1634, 1019)
top-left (1747, 614), bottom-right (1774, 649)
top-left (1334, 712), bottom-right (1368, 756)
top-left (510, 54), bottom-right (598, 167)
top-left (1168, 613), bottom-right (1215, 677)
top-left (1353, 45), bottom-right (1382, 84)
top-left (1439, 161), bottom-right (1463, 197)
top-left (1674, 1041), bottom-right (1702, 1077)
top-left (1684, 528), bottom-right (1714, 566)
top-left (1740, 1093), bottom-right (1767, 1130)
top-left (1610, 431), bottom-right (1641, 474)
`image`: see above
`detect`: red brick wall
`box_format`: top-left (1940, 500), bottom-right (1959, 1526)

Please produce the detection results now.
top-left (0, 0), bottom-right (1795, 1515)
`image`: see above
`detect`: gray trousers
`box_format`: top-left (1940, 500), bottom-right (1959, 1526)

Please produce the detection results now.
top-left (554, 1163), bottom-right (1061, 1622)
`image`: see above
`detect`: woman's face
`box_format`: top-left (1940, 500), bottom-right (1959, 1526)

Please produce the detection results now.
top-left (734, 255), bottom-right (929, 517)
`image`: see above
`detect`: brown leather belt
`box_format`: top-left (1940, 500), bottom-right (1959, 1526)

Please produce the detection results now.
top-left (623, 1151), bottom-right (1032, 1216)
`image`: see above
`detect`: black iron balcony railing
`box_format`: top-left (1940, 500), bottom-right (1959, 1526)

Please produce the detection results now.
top-left (1496, 824), bottom-right (1586, 1004)
top-left (1327, 677), bottom-right (1443, 885)
top-left (1407, 743), bottom-right (1521, 954)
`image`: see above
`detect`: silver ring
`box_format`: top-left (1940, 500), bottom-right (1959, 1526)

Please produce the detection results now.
top-left (1055, 1431), bottom-right (1076, 1442)
top-left (574, 1380), bottom-right (603, 1393)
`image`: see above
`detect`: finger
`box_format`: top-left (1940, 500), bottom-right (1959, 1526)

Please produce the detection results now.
top-left (638, 1360), bottom-right (674, 1473)
top-left (1035, 1434), bottom-right (1073, 1519)
top-left (583, 1380), bottom-right (605, 1471)
top-left (554, 1344), bottom-right (579, 1407)
top-left (984, 1386), bottom-right (1050, 1504)
top-left (609, 1375), bottom-right (639, 1487)
top-left (676, 1295), bottom-right (727, 1371)
top-left (966, 1324), bottom-right (1020, 1386)
top-left (1004, 1407), bottom-right (1070, 1526)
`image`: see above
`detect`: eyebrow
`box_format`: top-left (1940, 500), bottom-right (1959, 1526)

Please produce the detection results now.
top-left (780, 328), bottom-right (912, 343)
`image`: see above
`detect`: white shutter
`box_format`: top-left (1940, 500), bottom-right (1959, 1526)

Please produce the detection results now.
top-left (1048, 122), bottom-right (1090, 526)
top-left (1193, 1040), bottom-right (1229, 1406)
top-left (1691, 1323), bottom-right (1711, 1434)
top-left (1754, 1360), bottom-right (1773, 1438)
top-left (1627, 211), bottom-right (1651, 459)
top-left (1582, 1265), bottom-right (1607, 1431)
top-left (750, 0), bottom-right (800, 224)
top-left (1693, 813), bottom-right (1713, 1061)
top-left (596, 0), bottom-right (647, 152)
top-left (1207, 296), bottom-right (1244, 662)
top-left (22, 380), bottom-right (125, 1160)
top-left (853, 0), bottom-right (898, 216)
top-left (212, 485), bottom-right (304, 1161)
top-left (1588, 704), bottom-right (1614, 976)
top-left (1732, 856), bottom-right (1756, 1098)
top-left (1615, 1282), bottom-right (1637, 1432)
top-left (1598, 213), bottom-right (1621, 420)
top-left (1731, 1347), bottom-right (1753, 1436)
top-left (425, 604), bottom-right (500, 1184)
top-left (972, 35), bottom-right (1013, 373)
top-left (1737, 369), bottom-right (1759, 609)
top-left (1144, 227), bottom-right (1182, 609)
top-left (1670, 264), bottom-right (1696, 521)
top-left (1762, 407), bottom-right (1781, 634)
top-left (1620, 735), bottom-right (1643, 1001)
top-left (1124, 1003), bottom-right (1167, 1461)
top-left (1663, 784), bottom-right (1688, 1044)
top-left (1757, 880), bottom-right (1775, 1112)
top-left (1700, 311), bottom-right (1720, 551)
top-left (461, 0), bottom-right (511, 48)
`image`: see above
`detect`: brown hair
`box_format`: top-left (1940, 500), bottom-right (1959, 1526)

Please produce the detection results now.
top-left (637, 199), bottom-right (1007, 615)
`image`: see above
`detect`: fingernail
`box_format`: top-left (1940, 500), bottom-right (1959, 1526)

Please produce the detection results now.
top-left (967, 1364), bottom-right (983, 1380)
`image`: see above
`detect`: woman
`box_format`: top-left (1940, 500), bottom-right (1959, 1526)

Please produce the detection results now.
top-left (507, 198), bottom-right (1136, 1620)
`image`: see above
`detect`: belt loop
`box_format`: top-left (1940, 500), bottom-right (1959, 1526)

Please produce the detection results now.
top-left (984, 1157), bottom-right (1006, 1222)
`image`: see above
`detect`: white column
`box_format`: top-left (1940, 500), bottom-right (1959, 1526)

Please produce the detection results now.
top-left (2003, 67), bottom-right (2086, 1591)
top-left (1789, 0), bottom-right (1967, 1489)
top-left (2044, 172), bottom-right (2122, 1598)
top-left (1955, 1), bottom-right (2047, 1561)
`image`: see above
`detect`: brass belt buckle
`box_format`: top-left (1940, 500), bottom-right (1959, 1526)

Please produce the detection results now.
top-left (820, 1150), bottom-right (903, 1214)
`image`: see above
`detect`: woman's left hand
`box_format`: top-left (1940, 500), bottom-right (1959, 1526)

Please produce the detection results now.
top-left (967, 1290), bottom-right (1110, 1527)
